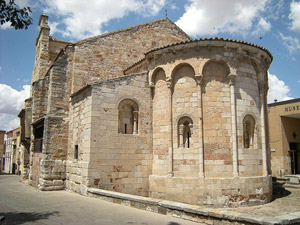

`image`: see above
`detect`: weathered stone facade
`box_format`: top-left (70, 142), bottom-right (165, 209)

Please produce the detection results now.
top-left (23, 14), bottom-right (272, 207)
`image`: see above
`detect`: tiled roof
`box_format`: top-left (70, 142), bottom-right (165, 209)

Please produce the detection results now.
top-left (145, 37), bottom-right (273, 60)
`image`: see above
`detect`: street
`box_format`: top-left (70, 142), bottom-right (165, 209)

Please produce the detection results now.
top-left (0, 175), bottom-right (202, 225)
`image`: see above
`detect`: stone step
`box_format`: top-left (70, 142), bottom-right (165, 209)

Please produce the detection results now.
top-left (284, 183), bottom-right (300, 189)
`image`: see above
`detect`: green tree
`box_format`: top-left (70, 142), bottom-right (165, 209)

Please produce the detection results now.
top-left (0, 0), bottom-right (32, 29)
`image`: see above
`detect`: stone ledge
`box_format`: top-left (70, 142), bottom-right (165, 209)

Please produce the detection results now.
top-left (88, 188), bottom-right (159, 205)
top-left (87, 187), bottom-right (300, 225)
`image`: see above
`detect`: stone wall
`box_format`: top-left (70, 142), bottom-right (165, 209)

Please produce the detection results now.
top-left (152, 69), bottom-right (169, 176)
top-left (147, 39), bottom-right (272, 207)
top-left (37, 47), bottom-right (74, 191)
top-left (71, 18), bottom-right (191, 93)
top-left (236, 61), bottom-right (263, 177)
top-left (172, 65), bottom-right (199, 178)
top-left (31, 15), bottom-right (71, 84)
top-left (149, 175), bottom-right (272, 207)
top-left (68, 73), bottom-right (152, 196)
top-left (29, 76), bottom-right (49, 186)
top-left (31, 77), bottom-right (49, 122)
top-left (66, 86), bottom-right (93, 194)
top-left (202, 61), bottom-right (232, 178)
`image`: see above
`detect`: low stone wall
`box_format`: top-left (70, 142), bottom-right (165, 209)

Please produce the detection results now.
top-left (149, 175), bottom-right (272, 207)
top-left (87, 187), bottom-right (300, 225)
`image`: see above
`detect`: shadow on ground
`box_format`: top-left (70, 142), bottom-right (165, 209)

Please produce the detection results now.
top-left (0, 211), bottom-right (59, 225)
top-left (272, 181), bottom-right (291, 200)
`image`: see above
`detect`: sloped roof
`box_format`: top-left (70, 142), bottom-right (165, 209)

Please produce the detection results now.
top-left (74, 18), bottom-right (191, 45)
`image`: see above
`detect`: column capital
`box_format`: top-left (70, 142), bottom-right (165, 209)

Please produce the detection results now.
top-left (166, 78), bottom-right (172, 88)
top-left (195, 74), bottom-right (204, 85)
top-left (149, 82), bottom-right (155, 88)
top-left (228, 74), bottom-right (237, 85)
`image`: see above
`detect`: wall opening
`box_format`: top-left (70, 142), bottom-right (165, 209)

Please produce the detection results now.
top-left (74, 145), bottom-right (78, 160)
top-left (178, 116), bottom-right (193, 148)
top-left (243, 114), bottom-right (255, 148)
top-left (118, 99), bottom-right (139, 134)
top-left (33, 120), bottom-right (44, 153)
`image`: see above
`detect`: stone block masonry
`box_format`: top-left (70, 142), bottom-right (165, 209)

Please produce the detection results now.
top-left (24, 14), bottom-right (273, 208)
top-left (67, 73), bottom-right (152, 196)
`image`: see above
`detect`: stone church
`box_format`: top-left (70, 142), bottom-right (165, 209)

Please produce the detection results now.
top-left (20, 14), bottom-right (273, 207)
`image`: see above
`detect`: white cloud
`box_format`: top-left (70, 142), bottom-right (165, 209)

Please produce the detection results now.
top-left (289, 1), bottom-right (300, 31)
top-left (267, 73), bottom-right (293, 103)
top-left (0, 84), bottom-right (30, 131)
top-left (279, 32), bottom-right (300, 54)
top-left (0, 66), bottom-right (1, 73)
top-left (252, 17), bottom-right (271, 35)
top-left (141, 0), bottom-right (166, 16)
top-left (40, 0), bottom-right (167, 40)
top-left (0, 114), bottom-right (20, 131)
top-left (0, 22), bottom-right (12, 30)
top-left (0, 84), bottom-right (30, 115)
top-left (175, 0), bottom-right (270, 37)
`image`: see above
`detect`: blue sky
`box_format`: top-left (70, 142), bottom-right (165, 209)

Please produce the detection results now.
top-left (0, 0), bottom-right (300, 131)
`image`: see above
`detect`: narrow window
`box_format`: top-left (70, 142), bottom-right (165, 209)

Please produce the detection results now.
top-left (243, 115), bottom-right (255, 148)
top-left (118, 99), bottom-right (139, 134)
top-left (74, 145), bottom-right (78, 159)
top-left (178, 116), bottom-right (193, 148)
top-left (33, 120), bottom-right (44, 153)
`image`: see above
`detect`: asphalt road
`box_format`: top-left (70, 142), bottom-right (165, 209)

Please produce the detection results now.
top-left (0, 175), bottom-right (202, 225)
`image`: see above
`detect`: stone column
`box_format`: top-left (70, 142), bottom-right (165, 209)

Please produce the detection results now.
top-left (229, 74), bottom-right (239, 177)
top-left (179, 124), bottom-right (184, 148)
top-left (195, 74), bottom-right (204, 178)
top-left (259, 81), bottom-right (268, 176)
top-left (167, 79), bottom-right (174, 176)
top-left (133, 111), bottom-right (138, 134)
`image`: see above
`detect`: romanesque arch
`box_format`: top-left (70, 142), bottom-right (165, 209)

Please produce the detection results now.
top-left (243, 114), bottom-right (256, 149)
top-left (118, 99), bottom-right (139, 134)
top-left (171, 63), bottom-right (196, 84)
top-left (177, 116), bottom-right (193, 148)
top-left (200, 58), bottom-right (232, 77)
top-left (202, 60), bottom-right (232, 178)
top-left (149, 67), bottom-right (165, 86)
top-left (151, 67), bottom-right (169, 176)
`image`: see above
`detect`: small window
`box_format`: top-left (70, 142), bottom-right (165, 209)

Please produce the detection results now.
top-left (178, 116), bottom-right (193, 148)
top-left (74, 145), bottom-right (78, 159)
top-left (118, 99), bottom-right (139, 134)
top-left (243, 114), bottom-right (255, 148)
top-left (33, 120), bottom-right (44, 153)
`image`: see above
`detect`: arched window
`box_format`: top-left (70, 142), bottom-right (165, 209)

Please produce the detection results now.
top-left (243, 115), bottom-right (255, 148)
top-left (178, 116), bottom-right (193, 148)
top-left (118, 99), bottom-right (139, 134)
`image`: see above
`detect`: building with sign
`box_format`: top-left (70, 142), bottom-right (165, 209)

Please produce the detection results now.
top-left (269, 98), bottom-right (300, 176)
